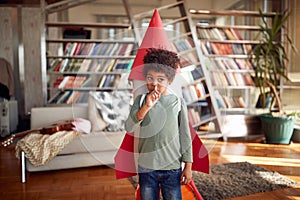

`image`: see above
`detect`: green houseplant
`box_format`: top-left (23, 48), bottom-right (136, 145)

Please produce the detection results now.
top-left (251, 9), bottom-right (297, 144)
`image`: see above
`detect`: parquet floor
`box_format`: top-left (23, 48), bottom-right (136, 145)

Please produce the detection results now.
top-left (0, 138), bottom-right (300, 200)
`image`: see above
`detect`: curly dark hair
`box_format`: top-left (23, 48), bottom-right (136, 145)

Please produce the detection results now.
top-left (143, 48), bottom-right (180, 82)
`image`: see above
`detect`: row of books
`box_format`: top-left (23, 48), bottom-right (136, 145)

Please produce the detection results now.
top-left (180, 67), bottom-right (204, 85)
top-left (182, 83), bottom-right (207, 103)
top-left (171, 38), bottom-right (195, 52)
top-left (51, 73), bottom-right (131, 90)
top-left (214, 91), bottom-right (246, 109)
top-left (187, 102), bottom-right (210, 126)
top-left (169, 38), bottom-right (200, 68)
top-left (49, 42), bottom-right (134, 73)
top-left (179, 51), bottom-right (199, 68)
top-left (197, 27), bottom-right (244, 41)
top-left (98, 73), bottom-right (131, 89)
top-left (62, 42), bottom-right (135, 57)
top-left (188, 106), bottom-right (201, 126)
top-left (52, 76), bottom-right (93, 89)
top-left (98, 74), bottom-right (120, 88)
top-left (48, 91), bottom-right (89, 104)
top-left (49, 58), bottom-right (134, 73)
top-left (208, 58), bottom-right (254, 71)
top-left (210, 71), bottom-right (254, 87)
top-left (201, 41), bottom-right (252, 55)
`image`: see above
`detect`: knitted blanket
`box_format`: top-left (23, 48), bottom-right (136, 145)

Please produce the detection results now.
top-left (15, 130), bottom-right (80, 166)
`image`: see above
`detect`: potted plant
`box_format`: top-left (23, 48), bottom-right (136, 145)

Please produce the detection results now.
top-left (251, 9), bottom-right (298, 144)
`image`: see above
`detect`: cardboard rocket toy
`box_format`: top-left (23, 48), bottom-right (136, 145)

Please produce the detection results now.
top-left (114, 9), bottom-right (209, 179)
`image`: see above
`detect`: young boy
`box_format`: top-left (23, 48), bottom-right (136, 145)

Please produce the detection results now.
top-left (125, 48), bottom-right (193, 200)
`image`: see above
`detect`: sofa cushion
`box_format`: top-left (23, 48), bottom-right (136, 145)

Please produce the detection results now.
top-left (59, 131), bottom-right (125, 154)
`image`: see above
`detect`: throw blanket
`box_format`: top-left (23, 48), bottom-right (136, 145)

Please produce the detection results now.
top-left (15, 130), bottom-right (80, 166)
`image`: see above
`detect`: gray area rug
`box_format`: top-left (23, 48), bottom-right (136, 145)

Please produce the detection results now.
top-left (129, 162), bottom-right (300, 200)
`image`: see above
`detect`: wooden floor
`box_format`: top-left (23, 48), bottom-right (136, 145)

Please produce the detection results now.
top-left (0, 138), bottom-right (300, 200)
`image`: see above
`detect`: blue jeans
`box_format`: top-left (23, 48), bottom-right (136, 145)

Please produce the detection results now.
top-left (138, 166), bottom-right (182, 200)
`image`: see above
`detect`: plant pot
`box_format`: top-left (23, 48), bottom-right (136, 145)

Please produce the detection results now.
top-left (260, 113), bottom-right (296, 144)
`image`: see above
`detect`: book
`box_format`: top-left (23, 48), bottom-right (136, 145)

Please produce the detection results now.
top-left (211, 28), bottom-right (226, 40)
top-left (243, 74), bottom-right (254, 86)
top-left (224, 28), bottom-right (238, 40)
top-left (52, 76), bottom-right (64, 88)
top-left (63, 42), bottom-right (73, 55)
top-left (231, 44), bottom-right (245, 55)
top-left (222, 95), bottom-right (233, 108)
top-left (77, 43), bottom-right (87, 55)
top-left (230, 28), bottom-right (243, 40)
top-left (214, 90), bottom-right (226, 108)
top-left (97, 43), bottom-right (109, 55)
top-left (98, 75), bottom-right (107, 88)
top-left (194, 83), bottom-right (206, 98)
top-left (199, 28), bottom-right (211, 39)
top-left (94, 60), bottom-right (105, 72)
top-left (48, 91), bottom-right (64, 104)
top-left (117, 43), bottom-right (129, 56)
top-left (104, 59), bottom-right (116, 72)
top-left (75, 92), bottom-right (89, 104)
top-left (48, 59), bottom-right (60, 72)
top-left (225, 72), bottom-right (238, 86)
top-left (113, 59), bottom-right (130, 71)
top-left (57, 91), bottom-right (73, 104)
top-left (235, 59), bottom-right (253, 70)
top-left (187, 108), bottom-right (195, 125)
top-left (59, 58), bottom-right (69, 72)
top-left (124, 43), bottom-right (134, 56)
top-left (106, 43), bottom-right (119, 56)
top-left (69, 91), bottom-right (82, 104)
top-left (233, 73), bottom-right (246, 86)
top-left (81, 43), bottom-right (91, 55)
top-left (58, 76), bottom-right (70, 89)
top-left (188, 85), bottom-right (198, 101)
top-left (81, 77), bottom-right (93, 87)
top-left (234, 96), bottom-right (246, 108)
top-left (73, 42), bottom-right (83, 55)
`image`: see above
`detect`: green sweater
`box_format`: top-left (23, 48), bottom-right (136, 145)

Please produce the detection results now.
top-left (125, 93), bottom-right (193, 170)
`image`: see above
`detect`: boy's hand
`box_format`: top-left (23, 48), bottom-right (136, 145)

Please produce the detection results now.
top-left (136, 87), bottom-right (160, 121)
top-left (181, 162), bottom-right (192, 185)
top-left (146, 86), bottom-right (161, 108)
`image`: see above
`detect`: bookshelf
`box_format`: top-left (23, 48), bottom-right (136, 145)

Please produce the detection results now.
top-left (190, 8), bottom-right (277, 137)
top-left (191, 9), bottom-right (278, 113)
top-left (195, 24), bottom-right (258, 114)
top-left (44, 0), bottom-right (137, 105)
top-left (132, 0), bottom-right (223, 137)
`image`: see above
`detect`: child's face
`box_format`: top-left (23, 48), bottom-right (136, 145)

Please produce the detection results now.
top-left (146, 70), bottom-right (170, 94)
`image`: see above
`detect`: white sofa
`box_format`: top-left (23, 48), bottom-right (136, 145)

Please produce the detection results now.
top-left (21, 105), bottom-right (125, 182)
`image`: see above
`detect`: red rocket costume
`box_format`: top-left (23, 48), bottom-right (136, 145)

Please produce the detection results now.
top-left (114, 9), bottom-right (209, 179)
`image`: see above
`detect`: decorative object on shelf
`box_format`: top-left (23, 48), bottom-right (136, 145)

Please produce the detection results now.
top-left (251, 9), bottom-right (298, 144)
